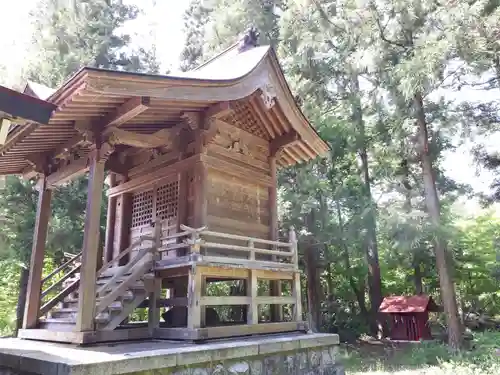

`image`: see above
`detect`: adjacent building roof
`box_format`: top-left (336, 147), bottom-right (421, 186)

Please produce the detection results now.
top-left (0, 36), bottom-right (329, 176)
top-left (0, 85), bottom-right (56, 125)
top-left (379, 295), bottom-right (440, 314)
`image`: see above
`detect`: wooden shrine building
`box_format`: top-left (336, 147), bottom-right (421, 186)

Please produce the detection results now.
top-left (1, 31), bottom-right (329, 345)
top-left (379, 295), bottom-right (441, 341)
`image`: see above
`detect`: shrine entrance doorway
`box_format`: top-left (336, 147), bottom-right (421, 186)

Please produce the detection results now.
top-left (129, 176), bottom-right (180, 261)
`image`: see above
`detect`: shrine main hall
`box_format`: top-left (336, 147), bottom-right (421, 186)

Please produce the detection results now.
top-left (0, 30), bottom-right (342, 375)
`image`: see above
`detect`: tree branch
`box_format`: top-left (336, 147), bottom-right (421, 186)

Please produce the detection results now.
top-left (370, 4), bottom-right (408, 49)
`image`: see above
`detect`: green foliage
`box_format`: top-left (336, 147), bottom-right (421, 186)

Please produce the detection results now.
top-left (343, 332), bottom-right (500, 374)
top-left (0, 261), bottom-right (20, 336)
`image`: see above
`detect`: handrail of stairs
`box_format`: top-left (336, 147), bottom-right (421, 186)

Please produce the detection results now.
top-left (96, 235), bottom-right (154, 278)
top-left (94, 220), bottom-right (162, 318)
top-left (42, 251), bottom-right (82, 284)
top-left (94, 246), bottom-right (156, 316)
top-left (39, 251), bottom-right (83, 318)
top-left (96, 245), bottom-right (153, 297)
top-left (39, 279), bottom-right (80, 317)
top-left (41, 264), bottom-right (81, 299)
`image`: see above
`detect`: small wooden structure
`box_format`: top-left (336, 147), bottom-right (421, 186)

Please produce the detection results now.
top-left (379, 295), bottom-right (440, 341)
top-left (0, 31), bottom-right (329, 344)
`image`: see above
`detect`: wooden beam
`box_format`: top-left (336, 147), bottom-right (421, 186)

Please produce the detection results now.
top-left (102, 96), bottom-right (150, 130)
top-left (108, 127), bottom-right (175, 148)
top-left (270, 130), bottom-right (300, 157)
top-left (105, 156), bottom-right (128, 176)
top-left (0, 118), bottom-right (11, 145)
top-left (23, 177), bottom-right (52, 329)
top-left (204, 101), bottom-right (233, 120)
top-left (46, 155), bottom-right (89, 187)
top-left (76, 151), bottom-right (106, 332)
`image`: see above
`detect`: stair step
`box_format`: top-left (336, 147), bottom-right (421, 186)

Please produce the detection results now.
top-left (95, 312), bottom-right (110, 324)
top-left (40, 317), bottom-right (76, 324)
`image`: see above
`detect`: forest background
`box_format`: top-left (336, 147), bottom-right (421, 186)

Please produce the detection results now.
top-left (0, 0), bottom-right (499, 352)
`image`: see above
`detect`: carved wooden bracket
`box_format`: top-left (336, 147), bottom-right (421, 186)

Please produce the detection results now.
top-left (270, 130), bottom-right (300, 158)
top-left (260, 80), bottom-right (277, 109)
top-left (107, 127), bottom-right (175, 149)
top-left (181, 112), bottom-right (202, 131)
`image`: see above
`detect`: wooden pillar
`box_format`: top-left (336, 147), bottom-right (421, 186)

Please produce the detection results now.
top-left (247, 270), bottom-right (259, 325)
top-left (148, 219), bottom-right (161, 334)
top-left (104, 173), bottom-right (117, 263)
top-left (76, 151), bottom-right (106, 332)
top-left (187, 267), bottom-right (202, 329)
top-left (23, 177), bottom-right (52, 329)
top-left (268, 155), bottom-right (282, 322)
top-left (115, 190), bottom-right (132, 266)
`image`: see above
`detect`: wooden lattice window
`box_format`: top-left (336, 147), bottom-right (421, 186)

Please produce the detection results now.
top-left (156, 181), bottom-right (179, 221)
top-left (131, 190), bottom-right (153, 228)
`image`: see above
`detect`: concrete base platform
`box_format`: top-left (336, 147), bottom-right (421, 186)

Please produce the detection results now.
top-left (0, 333), bottom-right (343, 375)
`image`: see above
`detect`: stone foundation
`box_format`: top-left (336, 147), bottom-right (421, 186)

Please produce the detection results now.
top-left (0, 333), bottom-right (342, 375)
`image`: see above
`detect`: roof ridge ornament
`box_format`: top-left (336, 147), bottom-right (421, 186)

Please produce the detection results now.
top-left (237, 27), bottom-right (260, 53)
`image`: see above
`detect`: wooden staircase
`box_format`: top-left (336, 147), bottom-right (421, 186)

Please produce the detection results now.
top-left (39, 235), bottom-right (158, 332)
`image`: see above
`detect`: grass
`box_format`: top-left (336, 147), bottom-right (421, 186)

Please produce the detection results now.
top-left (341, 331), bottom-right (500, 374)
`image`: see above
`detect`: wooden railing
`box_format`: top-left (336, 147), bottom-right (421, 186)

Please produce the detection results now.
top-left (39, 251), bottom-right (82, 317)
top-left (94, 221), bottom-right (161, 317)
top-left (158, 225), bottom-right (298, 269)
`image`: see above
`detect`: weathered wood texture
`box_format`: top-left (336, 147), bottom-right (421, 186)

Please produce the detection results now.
top-left (76, 152), bottom-right (106, 332)
top-left (128, 176), bottom-right (180, 261)
top-left (23, 178), bottom-right (52, 329)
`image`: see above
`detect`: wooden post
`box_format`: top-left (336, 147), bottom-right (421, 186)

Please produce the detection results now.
top-left (76, 151), bottom-right (106, 332)
top-left (23, 177), bottom-right (52, 329)
top-left (104, 173), bottom-right (117, 263)
top-left (247, 270), bottom-right (259, 325)
top-left (268, 155), bottom-right (282, 322)
top-left (115, 191), bottom-right (132, 266)
top-left (148, 219), bottom-right (161, 333)
top-left (187, 267), bottom-right (202, 329)
top-left (290, 226), bottom-right (302, 322)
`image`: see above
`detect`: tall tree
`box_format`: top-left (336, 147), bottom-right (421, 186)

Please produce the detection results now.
top-left (206, 0), bottom-right (284, 52)
top-left (179, 0), bottom-right (212, 71)
top-left (27, 0), bottom-right (158, 87)
top-left (366, 0), bottom-right (464, 349)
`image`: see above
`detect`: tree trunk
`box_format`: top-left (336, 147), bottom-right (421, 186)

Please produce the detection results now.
top-left (414, 92), bottom-right (463, 350)
top-left (493, 56), bottom-right (500, 89)
top-left (414, 262), bottom-right (423, 294)
top-left (336, 201), bottom-right (369, 319)
top-left (15, 266), bottom-right (30, 337)
top-left (305, 244), bottom-right (322, 332)
top-left (351, 75), bottom-right (384, 336)
top-left (400, 156), bottom-right (424, 295)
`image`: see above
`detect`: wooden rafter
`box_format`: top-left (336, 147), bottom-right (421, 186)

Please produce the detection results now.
top-left (204, 101), bottom-right (233, 120)
top-left (270, 130), bottom-right (300, 157)
top-left (101, 96), bottom-right (150, 130)
top-left (0, 118), bottom-right (11, 145)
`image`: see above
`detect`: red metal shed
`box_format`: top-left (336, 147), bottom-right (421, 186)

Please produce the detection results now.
top-left (379, 295), bottom-right (440, 341)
